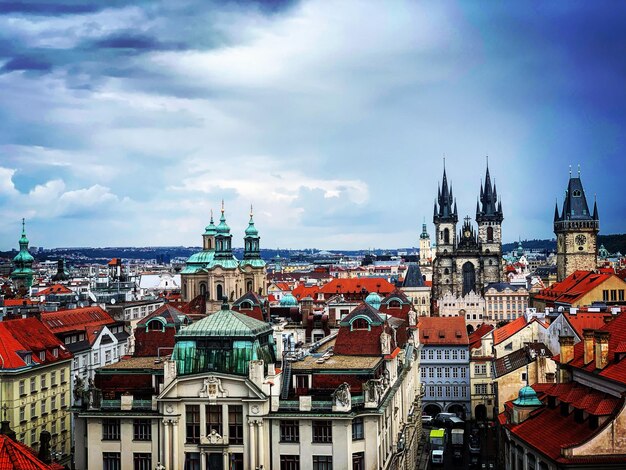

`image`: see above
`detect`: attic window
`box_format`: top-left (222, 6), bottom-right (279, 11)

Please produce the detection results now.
top-left (438, 330), bottom-right (445, 338)
top-left (240, 301), bottom-right (253, 310)
top-left (52, 348), bottom-right (58, 358)
top-left (39, 351), bottom-right (46, 361)
top-left (455, 330), bottom-right (462, 338)
top-left (351, 318), bottom-right (370, 331)
top-left (572, 190), bottom-right (581, 197)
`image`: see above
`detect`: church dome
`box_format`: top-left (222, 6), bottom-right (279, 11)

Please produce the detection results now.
top-left (280, 293), bottom-right (298, 307)
top-left (204, 213), bottom-right (217, 236)
top-left (512, 385), bottom-right (543, 407)
top-left (365, 291), bottom-right (382, 310)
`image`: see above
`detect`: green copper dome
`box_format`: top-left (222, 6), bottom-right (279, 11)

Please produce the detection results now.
top-left (216, 203), bottom-right (230, 235)
top-left (204, 211), bottom-right (217, 235)
top-left (513, 386), bottom-right (542, 407)
top-left (279, 293), bottom-right (298, 307)
top-left (365, 291), bottom-right (382, 310)
top-left (173, 303), bottom-right (276, 376)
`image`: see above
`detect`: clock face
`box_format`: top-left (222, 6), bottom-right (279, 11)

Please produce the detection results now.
top-left (575, 234), bottom-right (587, 246)
top-left (464, 230), bottom-right (471, 238)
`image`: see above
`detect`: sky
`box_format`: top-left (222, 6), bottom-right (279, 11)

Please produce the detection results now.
top-left (0, 0), bottom-right (625, 250)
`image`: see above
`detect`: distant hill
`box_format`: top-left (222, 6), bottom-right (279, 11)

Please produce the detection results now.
top-left (503, 234), bottom-right (626, 255)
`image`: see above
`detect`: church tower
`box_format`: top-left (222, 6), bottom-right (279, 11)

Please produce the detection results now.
top-left (241, 206), bottom-right (266, 295)
top-left (476, 162), bottom-right (504, 284)
top-left (554, 167), bottom-right (599, 281)
top-left (419, 218), bottom-right (431, 266)
top-left (11, 219), bottom-right (35, 294)
top-left (432, 165), bottom-right (458, 300)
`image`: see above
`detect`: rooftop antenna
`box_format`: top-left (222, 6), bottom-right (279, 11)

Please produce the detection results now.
top-left (569, 165), bottom-right (572, 178)
top-left (578, 164), bottom-right (581, 177)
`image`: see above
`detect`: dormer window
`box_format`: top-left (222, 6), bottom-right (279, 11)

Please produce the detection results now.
top-left (24, 353), bottom-right (32, 365)
top-left (39, 351), bottom-right (46, 361)
top-left (147, 320), bottom-right (165, 332)
top-left (52, 348), bottom-right (58, 358)
top-left (351, 318), bottom-right (370, 331)
top-left (572, 190), bottom-right (581, 197)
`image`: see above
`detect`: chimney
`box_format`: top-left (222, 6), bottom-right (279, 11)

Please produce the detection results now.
top-left (583, 329), bottom-right (595, 365)
top-left (558, 335), bottom-right (575, 364)
top-left (595, 331), bottom-right (610, 370)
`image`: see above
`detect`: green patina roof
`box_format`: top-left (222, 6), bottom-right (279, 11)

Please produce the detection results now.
top-left (178, 306), bottom-right (272, 337)
top-left (365, 291), bottom-right (382, 309)
top-left (513, 386), bottom-right (543, 407)
top-left (279, 293), bottom-right (298, 307)
top-left (240, 259), bottom-right (266, 268)
top-left (207, 258), bottom-right (240, 270)
top-left (186, 250), bottom-right (216, 264)
top-left (13, 250), bottom-right (34, 264)
top-left (204, 212), bottom-right (217, 235)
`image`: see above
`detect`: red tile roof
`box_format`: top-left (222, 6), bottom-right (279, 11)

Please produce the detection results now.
top-left (468, 324), bottom-right (494, 350)
top-left (319, 278), bottom-right (395, 296)
top-left (0, 434), bottom-right (64, 470)
top-left (492, 316), bottom-right (527, 345)
top-left (556, 312), bottom-right (626, 385)
top-left (37, 284), bottom-right (72, 296)
top-left (2, 299), bottom-right (38, 306)
top-left (534, 270), bottom-right (623, 305)
top-left (0, 317), bottom-right (72, 369)
top-left (291, 285), bottom-right (320, 301)
top-left (418, 316), bottom-right (469, 345)
top-left (42, 306), bottom-right (115, 334)
top-left (563, 311), bottom-right (613, 338)
top-left (502, 383), bottom-right (624, 464)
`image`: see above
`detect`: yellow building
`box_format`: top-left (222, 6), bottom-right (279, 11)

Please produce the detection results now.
top-left (0, 317), bottom-right (73, 465)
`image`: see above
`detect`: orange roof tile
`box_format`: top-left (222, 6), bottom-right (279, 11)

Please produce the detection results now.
top-left (534, 270), bottom-right (622, 305)
top-left (37, 284), bottom-right (73, 296)
top-left (492, 316), bottom-right (527, 345)
top-left (319, 278), bottom-right (395, 295)
top-left (418, 316), bottom-right (469, 345)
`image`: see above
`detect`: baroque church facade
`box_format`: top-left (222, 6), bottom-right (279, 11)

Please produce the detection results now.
top-left (554, 169), bottom-right (599, 281)
top-left (181, 204), bottom-right (267, 311)
top-left (432, 164), bottom-right (504, 301)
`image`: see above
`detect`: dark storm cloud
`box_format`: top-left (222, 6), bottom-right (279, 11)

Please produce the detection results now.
top-left (1, 55), bottom-right (52, 72)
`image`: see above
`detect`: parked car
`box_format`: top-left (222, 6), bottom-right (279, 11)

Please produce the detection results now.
top-left (432, 412), bottom-right (457, 428)
top-left (421, 414), bottom-right (433, 425)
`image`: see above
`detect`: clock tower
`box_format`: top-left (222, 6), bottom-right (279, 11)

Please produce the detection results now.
top-left (554, 167), bottom-right (599, 282)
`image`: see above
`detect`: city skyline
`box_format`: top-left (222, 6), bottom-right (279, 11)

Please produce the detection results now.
top-left (1, 1), bottom-right (625, 250)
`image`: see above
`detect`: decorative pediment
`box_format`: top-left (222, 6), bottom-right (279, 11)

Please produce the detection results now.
top-left (200, 429), bottom-right (224, 445)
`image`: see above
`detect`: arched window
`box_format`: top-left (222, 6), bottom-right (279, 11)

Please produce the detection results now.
top-left (487, 226), bottom-right (494, 242)
top-left (246, 280), bottom-right (253, 292)
top-left (389, 300), bottom-right (401, 309)
top-left (462, 262), bottom-right (476, 296)
top-left (216, 284), bottom-right (223, 300)
top-left (207, 239), bottom-right (212, 250)
top-left (443, 228), bottom-right (450, 244)
top-left (444, 268), bottom-right (450, 275)
top-left (199, 283), bottom-right (207, 296)
top-left (147, 320), bottom-right (164, 332)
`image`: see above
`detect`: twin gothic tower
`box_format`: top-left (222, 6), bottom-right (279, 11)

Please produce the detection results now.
top-left (432, 164), bottom-right (504, 301)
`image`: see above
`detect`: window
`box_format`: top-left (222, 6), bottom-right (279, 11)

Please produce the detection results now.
top-left (52, 348), bottom-right (58, 358)
top-left (102, 419), bottom-right (121, 440)
top-left (436, 386), bottom-right (443, 397)
top-left (351, 318), bottom-right (369, 330)
top-left (51, 372), bottom-right (57, 387)
top-left (30, 403), bottom-right (36, 420)
top-left (186, 405), bottom-right (200, 444)
top-left (436, 367), bottom-right (442, 378)
top-left (206, 405), bottom-right (222, 435)
top-left (352, 417), bottom-right (364, 440)
top-left (521, 372), bottom-right (527, 382)
top-left (184, 453), bottom-right (201, 470)
top-left (611, 290), bottom-right (617, 302)
top-left (313, 456), bottom-right (333, 470)
top-left (421, 368), bottom-right (427, 379)
top-left (40, 374), bottom-right (47, 389)
top-left (444, 350), bottom-right (450, 360)
top-left (428, 350), bottom-right (434, 360)
top-left (452, 386), bottom-right (459, 397)
top-left (280, 420), bottom-right (300, 442)
top-left (61, 393), bottom-right (66, 408)
top-left (452, 368), bottom-right (459, 378)
top-left (228, 405), bottom-right (244, 445)
top-left (436, 350), bottom-right (442, 360)
top-left (30, 429), bottom-right (36, 446)
top-left (105, 351), bottom-right (111, 364)
top-left (133, 453), bottom-right (152, 470)
top-left (103, 452), bottom-right (121, 470)
top-left (296, 375), bottom-right (308, 390)
top-left (280, 456), bottom-right (300, 470)
top-left (39, 351), bottom-right (45, 361)
top-left (444, 368), bottom-right (450, 378)
top-left (94, 352), bottom-right (99, 364)
top-left (40, 399), bottom-right (46, 415)
top-left (60, 369), bottom-right (66, 384)
top-left (51, 421), bottom-right (57, 435)
top-left (19, 406), bottom-right (25, 422)
top-left (475, 384), bottom-right (488, 395)
top-left (452, 350), bottom-right (458, 360)
top-left (19, 380), bottom-right (25, 396)
top-left (619, 290), bottom-right (625, 302)
top-left (312, 420), bottom-right (332, 443)
top-left (30, 377), bottom-right (36, 393)
top-left (133, 419), bottom-right (151, 441)
top-left (352, 452), bottom-right (365, 470)
top-left (460, 368), bottom-right (466, 378)
top-left (51, 395), bottom-right (57, 411)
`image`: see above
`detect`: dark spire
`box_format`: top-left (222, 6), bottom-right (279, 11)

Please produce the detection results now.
top-left (476, 161), bottom-right (503, 223)
top-left (593, 195), bottom-right (599, 221)
top-left (554, 199), bottom-right (560, 222)
top-left (434, 164), bottom-right (457, 223)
